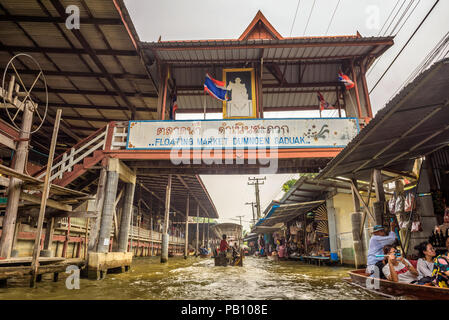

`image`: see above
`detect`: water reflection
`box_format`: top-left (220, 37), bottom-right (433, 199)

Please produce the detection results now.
top-left (0, 256), bottom-right (384, 300)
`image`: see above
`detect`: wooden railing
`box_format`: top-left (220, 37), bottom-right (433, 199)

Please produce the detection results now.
top-left (34, 125), bottom-right (108, 181)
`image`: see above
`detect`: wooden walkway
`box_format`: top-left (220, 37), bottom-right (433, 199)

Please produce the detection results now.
top-left (0, 257), bottom-right (85, 286)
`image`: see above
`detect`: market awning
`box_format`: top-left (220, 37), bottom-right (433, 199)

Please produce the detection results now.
top-left (252, 223), bottom-right (284, 234)
top-left (318, 58), bottom-right (449, 181)
top-left (256, 200), bottom-right (325, 227)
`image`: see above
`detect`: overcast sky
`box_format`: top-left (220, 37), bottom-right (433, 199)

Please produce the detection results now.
top-left (124, 0), bottom-right (449, 231)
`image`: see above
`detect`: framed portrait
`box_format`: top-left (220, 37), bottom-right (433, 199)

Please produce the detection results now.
top-left (222, 68), bottom-right (257, 119)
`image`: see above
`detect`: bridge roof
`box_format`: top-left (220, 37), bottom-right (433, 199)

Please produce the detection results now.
top-left (143, 11), bottom-right (393, 114)
top-left (137, 174), bottom-right (219, 219)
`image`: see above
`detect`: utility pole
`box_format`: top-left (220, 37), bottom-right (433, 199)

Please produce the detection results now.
top-left (248, 177), bottom-right (266, 220)
top-left (245, 202), bottom-right (257, 223)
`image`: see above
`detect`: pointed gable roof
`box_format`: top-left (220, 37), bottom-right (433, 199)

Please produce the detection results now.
top-left (238, 10), bottom-right (284, 41)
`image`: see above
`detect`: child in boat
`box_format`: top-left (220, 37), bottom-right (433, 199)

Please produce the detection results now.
top-left (382, 245), bottom-right (419, 284)
top-left (414, 241), bottom-right (436, 285)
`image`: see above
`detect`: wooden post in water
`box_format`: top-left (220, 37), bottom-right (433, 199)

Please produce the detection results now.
top-left (202, 217), bottom-right (205, 248)
top-left (42, 217), bottom-right (55, 257)
top-left (30, 109), bottom-right (62, 288)
top-left (184, 195), bottom-right (189, 259)
top-left (161, 175), bottom-right (172, 263)
top-left (196, 204), bottom-right (199, 256)
top-left (84, 218), bottom-right (89, 260)
top-left (0, 101), bottom-right (34, 258)
top-left (62, 218), bottom-right (71, 258)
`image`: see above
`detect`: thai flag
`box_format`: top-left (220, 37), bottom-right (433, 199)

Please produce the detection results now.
top-left (338, 72), bottom-right (354, 91)
top-left (317, 91), bottom-right (334, 111)
top-left (204, 73), bottom-right (229, 101)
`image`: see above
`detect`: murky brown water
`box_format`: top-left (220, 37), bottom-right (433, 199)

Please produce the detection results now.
top-left (0, 256), bottom-right (385, 300)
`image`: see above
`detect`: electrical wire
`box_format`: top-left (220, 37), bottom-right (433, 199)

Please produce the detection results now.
top-left (369, 0), bottom-right (440, 94)
top-left (384, 0), bottom-right (413, 36)
top-left (325, 0), bottom-right (341, 35)
top-left (392, 0), bottom-right (421, 36)
top-left (303, 0), bottom-right (316, 36)
top-left (377, 0), bottom-right (402, 36)
top-left (289, 0), bottom-right (301, 37)
top-left (388, 0), bottom-right (417, 35)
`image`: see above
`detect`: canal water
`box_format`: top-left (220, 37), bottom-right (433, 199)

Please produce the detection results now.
top-left (0, 256), bottom-right (386, 300)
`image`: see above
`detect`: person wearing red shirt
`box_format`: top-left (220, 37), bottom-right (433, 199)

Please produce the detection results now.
top-left (220, 234), bottom-right (229, 254)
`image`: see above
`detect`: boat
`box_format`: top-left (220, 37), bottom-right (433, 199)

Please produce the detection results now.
top-left (267, 254), bottom-right (279, 261)
top-left (214, 249), bottom-right (244, 267)
top-left (346, 269), bottom-right (449, 300)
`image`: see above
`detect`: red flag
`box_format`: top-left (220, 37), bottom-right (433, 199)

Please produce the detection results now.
top-left (338, 72), bottom-right (355, 90)
top-left (317, 91), bottom-right (334, 111)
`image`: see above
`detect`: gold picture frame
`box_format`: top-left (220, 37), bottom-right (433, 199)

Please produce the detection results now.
top-left (222, 68), bottom-right (257, 119)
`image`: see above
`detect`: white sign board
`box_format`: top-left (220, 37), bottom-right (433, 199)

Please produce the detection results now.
top-left (126, 118), bottom-right (359, 150)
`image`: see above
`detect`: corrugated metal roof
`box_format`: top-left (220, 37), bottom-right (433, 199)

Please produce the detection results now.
top-left (136, 174), bottom-right (219, 219)
top-left (318, 58), bottom-right (449, 181)
top-left (0, 0), bottom-right (157, 152)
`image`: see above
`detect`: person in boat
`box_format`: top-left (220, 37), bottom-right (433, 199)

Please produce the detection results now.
top-left (278, 239), bottom-right (287, 259)
top-left (435, 203), bottom-right (449, 235)
top-left (414, 241), bottom-right (436, 285)
top-left (258, 234), bottom-right (266, 256)
top-left (432, 237), bottom-right (449, 288)
top-left (382, 245), bottom-right (419, 284)
top-left (366, 222), bottom-right (398, 277)
top-left (219, 234), bottom-right (229, 256)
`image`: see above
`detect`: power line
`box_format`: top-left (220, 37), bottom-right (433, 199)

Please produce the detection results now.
top-left (367, 0), bottom-right (403, 77)
top-left (303, 0), bottom-right (316, 35)
top-left (377, 0), bottom-right (401, 36)
top-left (382, 0), bottom-right (408, 36)
top-left (325, 0), bottom-right (341, 35)
top-left (388, 0), bottom-right (417, 35)
top-left (393, 0), bottom-right (421, 36)
top-left (369, 0), bottom-right (440, 94)
top-left (289, 0), bottom-right (301, 36)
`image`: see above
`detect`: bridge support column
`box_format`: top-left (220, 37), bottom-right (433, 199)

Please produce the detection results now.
top-left (161, 175), bottom-right (172, 263)
top-left (118, 182), bottom-right (135, 252)
top-left (97, 170), bottom-right (119, 253)
top-left (88, 167), bottom-right (107, 252)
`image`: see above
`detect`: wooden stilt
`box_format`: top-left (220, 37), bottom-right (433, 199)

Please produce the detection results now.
top-left (196, 204), bottom-right (199, 255)
top-left (30, 109), bottom-right (62, 288)
top-left (184, 195), bottom-right (189, 259)
top-left (62, 218), bottom-right (71, 258)
top-left (161, 174), bottom-right (172, 263)
top-left (0, 102), bottom-right (34, 258)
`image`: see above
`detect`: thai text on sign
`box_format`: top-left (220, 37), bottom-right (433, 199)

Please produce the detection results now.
top-left (126, 118), bottom-right (359, 150)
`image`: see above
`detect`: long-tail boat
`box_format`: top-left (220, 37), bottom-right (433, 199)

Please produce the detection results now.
top-left (346, 269), bottom-right (449, 300)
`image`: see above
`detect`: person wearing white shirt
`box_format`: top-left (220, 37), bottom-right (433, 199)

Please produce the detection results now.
top-left (382, 245), bottom-right (418, 284)
top-left (414, 241), bottom-right (436, 285)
